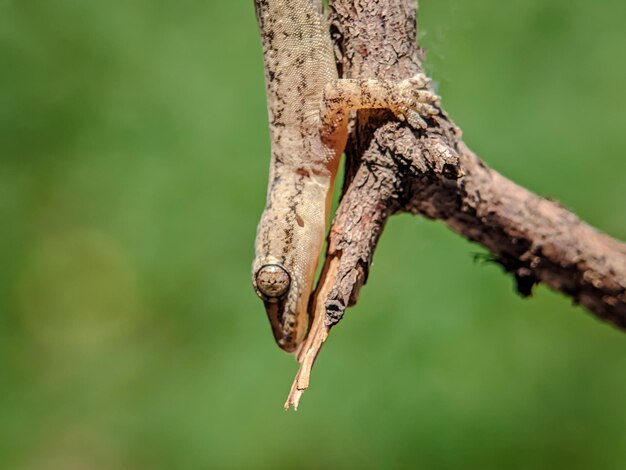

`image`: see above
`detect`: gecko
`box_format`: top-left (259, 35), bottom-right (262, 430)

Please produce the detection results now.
top-left (252, 0), bottom-right (439, 353)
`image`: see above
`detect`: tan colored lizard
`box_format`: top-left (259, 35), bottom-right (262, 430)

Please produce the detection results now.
top-left (252, 0), bottom-right (439, 353)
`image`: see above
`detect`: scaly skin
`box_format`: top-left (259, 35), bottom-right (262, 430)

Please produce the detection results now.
top-left (252, 0), bottom-right (439, 353)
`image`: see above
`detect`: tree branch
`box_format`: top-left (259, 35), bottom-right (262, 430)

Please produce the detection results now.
top-left (285, 0), bottom-right (626, 409)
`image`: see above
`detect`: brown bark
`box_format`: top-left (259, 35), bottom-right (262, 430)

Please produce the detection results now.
top-left (285, 0), bottom-right (626, 409)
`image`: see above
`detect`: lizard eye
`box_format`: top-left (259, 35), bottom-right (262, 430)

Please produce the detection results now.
top-left (255, 264), bottom-right (291, 300)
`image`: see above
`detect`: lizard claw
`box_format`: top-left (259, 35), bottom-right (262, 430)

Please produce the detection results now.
top-left (405, 110), bottom-right (429, 129)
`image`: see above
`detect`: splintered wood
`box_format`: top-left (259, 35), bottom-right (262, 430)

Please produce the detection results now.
top-left (284, 257), bottom-right (340, 410)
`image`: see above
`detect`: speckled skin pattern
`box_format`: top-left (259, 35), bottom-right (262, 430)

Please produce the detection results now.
top-left (252, 0), bottom-right (439, 353)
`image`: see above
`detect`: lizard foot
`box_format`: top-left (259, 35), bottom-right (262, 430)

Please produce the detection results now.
top-left (392, 73), bottom-right (440, 129)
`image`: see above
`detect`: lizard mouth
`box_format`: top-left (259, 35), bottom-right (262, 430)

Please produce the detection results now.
top-left (264, 299), bottom-right (304, 353)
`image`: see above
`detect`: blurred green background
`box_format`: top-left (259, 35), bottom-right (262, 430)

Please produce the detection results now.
top-left (1, 0), bottom-right (625, 468)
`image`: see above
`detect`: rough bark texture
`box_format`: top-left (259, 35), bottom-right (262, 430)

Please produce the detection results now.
top-left (285, 0), bottom-right (626, 409)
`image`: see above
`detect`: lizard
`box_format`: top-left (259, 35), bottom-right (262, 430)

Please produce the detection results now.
top-left (251, 0), bottom-right (440, 353)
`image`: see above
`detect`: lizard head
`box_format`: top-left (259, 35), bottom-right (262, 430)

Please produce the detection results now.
top-left (252, 166), bottom-right (330, 353)
top-left (252, 259), bottom-right (309, 353)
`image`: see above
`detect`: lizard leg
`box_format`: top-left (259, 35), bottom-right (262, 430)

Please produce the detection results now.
top-left (321, 73), bottom-right (440, 131)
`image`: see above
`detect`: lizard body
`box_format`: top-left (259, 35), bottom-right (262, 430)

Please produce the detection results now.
top-left (252, 0), bottom-right (439, 352)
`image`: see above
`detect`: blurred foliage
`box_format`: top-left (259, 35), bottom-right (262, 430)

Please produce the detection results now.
top-left (1, 0), bottom-right (625, 468)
